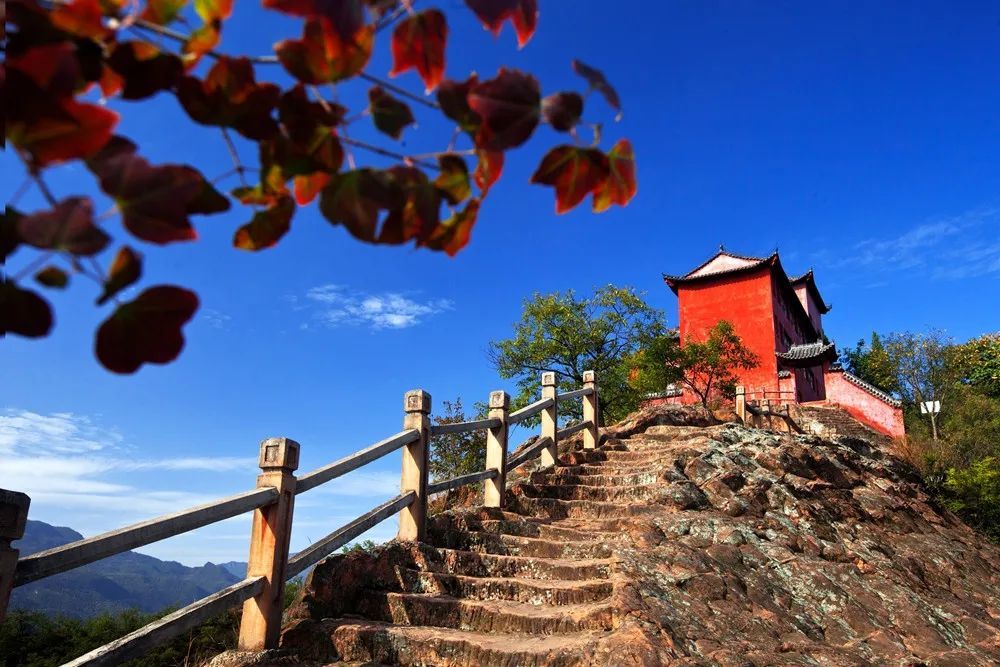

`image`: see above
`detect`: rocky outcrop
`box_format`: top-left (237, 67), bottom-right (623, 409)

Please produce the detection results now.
top-left (211, 406), bottom-right (1000, 666)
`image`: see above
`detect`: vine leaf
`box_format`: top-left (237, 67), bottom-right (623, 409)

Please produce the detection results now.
top-left (0, 279), bottom-right (53, 339)
top-left (108, 42), bottom-right (184, 100)
top-left (276, 18), bottom-right (374, 84)
top-left (141, 0), bottom-right (189, 25)
top-left (542, 92), bottom-right (583, 132)
top-left (194, 0), bottom-right (233, 21)
top-left (468, 68), bottom-right (540, 150)
top-left (434, 154), bottom-right (471, 205)
top-left (530, 145), bottom-right (610, 214)
top-left (35, 267), bottom-right (70, 289)
top-left (183, 19), bottom-right (222, 67)
top-left (390, 9), bottom-right (448, 93)
top-left (572, 59), bottom-right (622, 117)
top-left (377, 166), bottom-right (441, 245)
top-left (421, 198), bottom-right (480, 256)
top-left (6, 44), bottom-right (119, 167)
top-left (177, 56), bottom-right (281, 140)
top-left (95, 286), bottom-right (199, 374)
top-left (88, 137), bottom-right (231, 244)
top-left (234, 196), bottom-right (296, 250)
top-left (50, 0), bottom-right (112, 40)
top-left (465, 0), bottom-right (538, 48)
top-left (592, 139), bottom-right (636, 212)
top-left (18, 197), bottom-right (110, 256)
top-left (437, 75), bottom-right (481, 135)
top-left (97, 246), bottom-right (143, 305)
top-left (473, 149), bottom-right (504, 194)
top-left (368, 86), bottom-right (415, 140)
top-left (263, 0), bottom-right (365, 39)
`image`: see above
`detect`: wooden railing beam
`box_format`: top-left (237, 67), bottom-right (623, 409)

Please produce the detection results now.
top-left (398, 390), bottom-right (430, 542)
top-left (484, 390), bottom-right (509, 508)
top-left (238, 437), bottom-right (299, 651)
top-left (0, 489), bottom-right (30, 622)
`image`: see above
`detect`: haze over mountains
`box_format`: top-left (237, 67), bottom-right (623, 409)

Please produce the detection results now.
top-left (11, 520), bottom-right (246, 618)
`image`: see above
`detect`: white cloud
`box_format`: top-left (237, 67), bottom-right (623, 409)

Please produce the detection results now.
top-left (201, 308), bottom-right (232, 330)
top-left (303, 284), bottom-right (452, 330)
top-left (829, 206), bottom-right (1000, 280)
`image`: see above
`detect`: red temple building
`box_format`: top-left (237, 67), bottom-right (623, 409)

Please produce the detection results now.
top-left (657, 248), bottom-right (904, 439)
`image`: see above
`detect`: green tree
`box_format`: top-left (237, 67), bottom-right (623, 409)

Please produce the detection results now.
top-left (884, 330), bottom-right (961, 440)
top-left (667, 320), bottom-right (759, 409)
top-left (840, 332), bottom-right (899, 395)
top-left (944, 457), bottom-right (1000, 542)
top-left (429, 398), bottom-right (486, 481)
top-left (488, 286), bottom-right (667, 425)
top-left (954, 332), bottom-right (1000, 399)
top-left (626, 333), bottom-right (683, 395)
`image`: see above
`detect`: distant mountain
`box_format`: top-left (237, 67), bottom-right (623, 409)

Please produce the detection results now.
top-left (10, 520), bottom-right (247, 619)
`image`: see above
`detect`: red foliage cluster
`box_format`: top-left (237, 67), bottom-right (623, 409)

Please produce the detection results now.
top-left (2, 0), bottom-right (637, 373)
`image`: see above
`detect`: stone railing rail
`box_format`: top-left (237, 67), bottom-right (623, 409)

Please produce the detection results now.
top-left (0, 370), bottom-right (598, 666)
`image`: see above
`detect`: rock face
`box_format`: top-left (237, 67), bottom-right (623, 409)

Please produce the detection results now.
top-left (214, 406), bottom-right (1000, 666)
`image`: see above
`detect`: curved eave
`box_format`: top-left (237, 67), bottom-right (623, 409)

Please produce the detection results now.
top-left (775, 344), bottom-right (838, 369)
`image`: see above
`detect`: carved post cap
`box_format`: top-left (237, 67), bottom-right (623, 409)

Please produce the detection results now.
top-left (489, 390), bottom-right (510, 409)
top-left (736, 386), bottom-right (745, 395)
top-left (541, 372), bottom-right (557, 387)
top-left (404, 389), bottom-right (431, 414)
top-left (0, 490), bottom-right (30, 542)
top-left (583, 370), bottom-right (596, 383)
top-left (258, 438), bottom-right (300, 471)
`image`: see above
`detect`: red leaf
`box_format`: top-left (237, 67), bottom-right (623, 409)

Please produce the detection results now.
top-left (530, 145), bottom-right (610, 214)
top-left (0, 278), bottom-right (54, 339)
top-left (194, 0), bottom-right (233, 21)
top-left (434, 154), bottom-right (471, 205)
top-left (437, 75), bottom-right (481, 135)
top-left (183, 19), bottom-right (221, 68)
top-left (592, 139), bottom-right (637, 212)
top-left (465, 0), bottom-right (537, 47)
top-left (377, 166), bottom-right (442, 245)
top-left (264, 0), bottom-right (365, 40)
top-left (294, 172), bottom-right (331, 205)
top-left (141, 0), bottom-right (189, 25)
top-left (233, 196), bottom-right (295, 251)
top-left (542, 91), bottom-right (583, 132)
top-left (51, 0), bottom-right (111, 40)
top-left (368, 86), bottom-right (415, 140)
top-left (95, 286), bottom-right (199, 374)
top-left (318, 168), bottom-right (402, 242)
top-left (473, 149), bottom-right (504, 194)
top-left (467, 68), bottom-right (540, 150)
top-left (176, 57), bottom-right (281, 140)
top-left (390, 9), bottom-right (447, 93)
top-left (35, 266), bottom-right (70, 289)
top-left (88, 137), bottom-right (230, 244)
top-left (97, 245), bottom-right (142, 305)
top-left (420, 198), bottom-right (480, 256)
top-left (276, 85), bottom-right (345, 177)
top-left (572, 59), bottom-right (622, 116)
top-left (6, 45), bottom-right (118, 167)
top-left (276, 17), bottom-right (373, 84)
top-left (108, 42), bottom-right (184, 100)
top-left (18, 197), bottom-right (110, 256)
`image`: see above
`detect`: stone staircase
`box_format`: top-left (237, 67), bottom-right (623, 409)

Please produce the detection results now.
top-left (791, 403), bottom-right (892, 446)
top-left (276, 428), bottom-right (711, 666)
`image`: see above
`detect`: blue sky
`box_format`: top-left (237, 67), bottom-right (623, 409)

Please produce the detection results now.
top-left (2, 1), bottom-right (998, 566)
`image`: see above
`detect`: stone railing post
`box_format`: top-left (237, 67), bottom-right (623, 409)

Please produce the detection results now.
top-left (582, 370), bottom-right (599, 449)
top-left (239, 437), bottom-right (299, 651)
top-left (398, 389), bottom-right (430, 542)
top-left (484, 390), bottom-right (509, 508)
top-left (540, 372), bottom-right (558, 469)
top-left (0, 490), bottom-right (30, 622)
top-left (735, 386), bottom-right (746, 423)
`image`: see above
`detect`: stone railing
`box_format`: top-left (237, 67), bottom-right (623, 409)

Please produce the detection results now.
top-left (0, 371), bottom-right (598, 666)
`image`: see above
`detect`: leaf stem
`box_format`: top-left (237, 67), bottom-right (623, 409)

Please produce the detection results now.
top-left (339, 137), bottom-right (438, 170)
top-left (359, 73), bottom-right (440, 110)
top-left (12, 252), bottom-right (54, 282)
top-left (220, 128), bottom-right (248, 187)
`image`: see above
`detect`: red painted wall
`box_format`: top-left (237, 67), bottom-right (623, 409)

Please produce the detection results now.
top-left (770, 281), bottom-right (825, 402)
top-left (822, 370), bottom-right (905, 438)
top-left (677, 268), bottom-right (779, 403)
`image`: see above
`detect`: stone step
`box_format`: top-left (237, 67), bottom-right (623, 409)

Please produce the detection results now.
top-left (286, 619), bottom-right (600, 667)
top-left (471, 518), bottom-right (599, 542)
top-left (510, 495), bottom-right (657, 520)
top-left (553, 461), bottom-right (668, 477)
top-left (531, 470), bottom-right (662, 487)
top-left (431, 529), bottom-right (613, 559)
top-left (396, 569), bottom-right (614, 605)
top-left (516, 482), bottom-right (661, 503)
top-left (358, 592), bottom-right (614, 634)
top-left (413, 545), bottom-right (613, 580)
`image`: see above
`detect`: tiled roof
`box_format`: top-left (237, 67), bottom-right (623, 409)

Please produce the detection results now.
top-left (663, 250), bottom-right (777, 289)
top-left (775, 341), bottom-right (837, 367)
top-left (788, 269), bottom-right (832, 314)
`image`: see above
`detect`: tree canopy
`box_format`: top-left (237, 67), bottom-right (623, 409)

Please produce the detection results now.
top-left (429, 398), bottom-right (486, 481)
top-left (488, 286), bottom-right (666, 424)
top-left (2, 0), bottom-right (637, 373)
